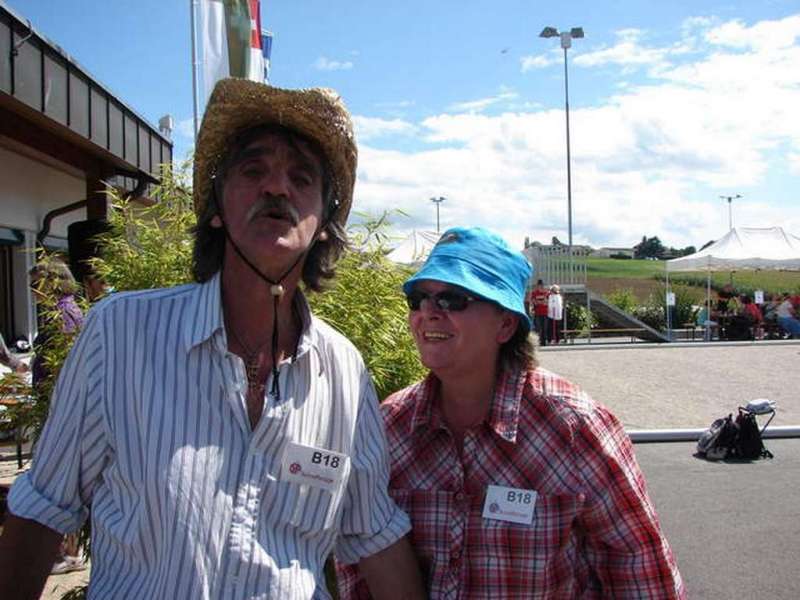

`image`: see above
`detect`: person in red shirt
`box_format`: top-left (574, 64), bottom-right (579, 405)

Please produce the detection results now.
top-left (337, 227), bottom-right (684, 599)
top-left (529, 279), bottom-right (550, 346)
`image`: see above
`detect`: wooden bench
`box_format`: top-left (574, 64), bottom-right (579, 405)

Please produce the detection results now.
top-left (562, 328), bottom-right (647, 343)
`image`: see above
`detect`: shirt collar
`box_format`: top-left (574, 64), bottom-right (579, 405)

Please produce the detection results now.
top-left (183, 271), bottom-right (315, 359)
top-left (408, 367), bottom-right (526, 443)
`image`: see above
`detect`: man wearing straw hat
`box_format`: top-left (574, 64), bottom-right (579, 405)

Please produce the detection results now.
top-left (0, 79), bottom-right (424, 599)
top-left (338, 227), bottom-right (684, 598)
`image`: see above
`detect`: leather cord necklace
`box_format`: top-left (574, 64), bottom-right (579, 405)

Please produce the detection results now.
top-left (213, 183), bottom-right (332, 402)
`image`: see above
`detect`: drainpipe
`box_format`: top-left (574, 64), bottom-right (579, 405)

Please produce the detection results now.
top-left (36, 175), bottom-right (149, 246)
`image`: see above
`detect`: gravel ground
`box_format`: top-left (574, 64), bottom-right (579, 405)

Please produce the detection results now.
top-left (538, 339), bottom-right (800, 429)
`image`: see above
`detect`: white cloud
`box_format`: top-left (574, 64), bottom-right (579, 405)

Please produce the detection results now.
top-left (574, 28), bottom-right (673, 70)
top-left (706, 15), bottom-right (800, 50)
top-left (313, 56), bottom-right (354, 71)
top-left (447, 91), bottom-right (519, 113)
top-left (353, 116), bottom-right (417, 141)
top-left (350, 14), bottom-right (800, 249)
top-left (520, 53), bottom-right (558, 71)
top-left (788, 153), bottom-right (800, 175)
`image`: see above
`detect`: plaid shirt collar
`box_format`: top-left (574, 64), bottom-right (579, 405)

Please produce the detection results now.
top-left (408, 367), bottom-right (528, 443)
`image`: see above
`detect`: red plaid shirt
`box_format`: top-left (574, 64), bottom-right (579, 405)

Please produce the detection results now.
top-left (337, 367), bottom-right (684, 599)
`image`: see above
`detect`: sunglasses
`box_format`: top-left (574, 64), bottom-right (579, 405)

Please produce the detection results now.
top-left (405, 289), bottom-right (478, 312)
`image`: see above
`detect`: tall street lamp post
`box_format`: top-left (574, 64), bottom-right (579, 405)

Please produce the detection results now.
top-left (720, 194), bottom-right (741, 231)
top-left (540, 26), bottom-right (583, 282)
top-left (431, 196), bottom-right (445, 233)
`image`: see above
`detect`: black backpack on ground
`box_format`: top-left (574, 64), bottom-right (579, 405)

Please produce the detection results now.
top-left (697, 409), bottom-right (773, 460)
top-left (733, 409), bottom-right (773, 460)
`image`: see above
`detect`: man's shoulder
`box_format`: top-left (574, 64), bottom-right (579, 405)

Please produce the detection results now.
top-left (309, 314), bottom-right (366, 364)
top-left (89, 282), bottom-right (201, 322)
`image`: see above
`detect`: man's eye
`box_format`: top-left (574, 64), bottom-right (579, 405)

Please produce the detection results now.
top-left (239, 163), bottom-right (265, 178)
top-left (291, 172), bottom-right (313, 187)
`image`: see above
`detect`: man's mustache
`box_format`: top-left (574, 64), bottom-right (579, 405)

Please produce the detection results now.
top-left (245, 196), bottom-right (300, 226)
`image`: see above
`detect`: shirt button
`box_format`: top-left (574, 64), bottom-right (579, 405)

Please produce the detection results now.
top-left (455, 492), bottom-right (466, 503)
top-left (452, 548), bottom-right (462, 561)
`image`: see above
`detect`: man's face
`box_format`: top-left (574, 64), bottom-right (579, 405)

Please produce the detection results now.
top-left (213, 131), bottom-right (325, 275)
top-left (407, 280), bottom-right (518, 378)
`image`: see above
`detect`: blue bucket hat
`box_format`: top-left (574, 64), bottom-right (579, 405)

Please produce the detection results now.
top-left (403, 227), bottom-right (533, 331)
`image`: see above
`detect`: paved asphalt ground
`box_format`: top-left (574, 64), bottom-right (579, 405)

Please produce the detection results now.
top-left (541, 340), bottom-right (800, 599)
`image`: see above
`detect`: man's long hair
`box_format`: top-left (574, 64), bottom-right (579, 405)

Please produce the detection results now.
top-left (191, 125), bottom-right (348, 290)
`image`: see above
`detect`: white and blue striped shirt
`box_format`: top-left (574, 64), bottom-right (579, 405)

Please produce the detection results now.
top-left (9, 273), bottom-right (410, 599)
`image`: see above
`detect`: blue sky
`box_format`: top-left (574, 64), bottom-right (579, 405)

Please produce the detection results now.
top-left (8, 0), bottom-right (800, 250)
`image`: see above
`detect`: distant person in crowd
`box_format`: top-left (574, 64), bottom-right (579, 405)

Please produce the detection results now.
top-left (776, 294), bottom-right (800, 338)
top-left (28, 257), bottom-right (84, 390)
top-left (697, 299), bottom-right (719, 342)
top-left (715, 283), bottom-right (737, 314)
top-left (741, 295), bottom-right (763, 338)
top-left (547, 283), bottom-right (563, 344)
top-left (337, 226), bottom-right (685, 599)
top-left (0, 79), bottom-right (424, 600)
top-left (0, 333), bottom-right (28, 373)
top-left (742, 294), bottom-right (764, 325)
top-left (762, 293), bottom-right (780, 321)
top-left (529, 278), bottom-right (549, 346)
top-left (68, 219), bottom-right (113, 302)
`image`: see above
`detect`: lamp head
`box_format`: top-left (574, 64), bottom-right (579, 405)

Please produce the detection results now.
top-left (539, 26), bottom-right (559, 38)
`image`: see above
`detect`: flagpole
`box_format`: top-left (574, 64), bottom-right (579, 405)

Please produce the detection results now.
top-left (190, 0), bottom-right (200, 138)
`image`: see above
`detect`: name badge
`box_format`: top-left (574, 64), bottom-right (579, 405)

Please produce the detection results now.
top-left (281, 442), bottom-right (349, 493)
top-left (482, 484), bottom-right (537, 525)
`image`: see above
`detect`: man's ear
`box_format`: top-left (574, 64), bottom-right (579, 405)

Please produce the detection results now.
top-left (210, 214), bottom-right (223, 228)
top-left (497, 312), bottom-right (520, 344)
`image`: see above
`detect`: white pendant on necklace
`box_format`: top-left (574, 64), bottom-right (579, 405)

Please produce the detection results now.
top-left (270, 284), bottom-right (285, 297)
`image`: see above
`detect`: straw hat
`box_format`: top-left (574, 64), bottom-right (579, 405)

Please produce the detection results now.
top-left (193, 78), bottom-right (357, 226)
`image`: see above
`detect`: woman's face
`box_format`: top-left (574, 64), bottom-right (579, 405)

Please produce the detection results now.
top-left (407, 280), bottom-right (518, 379)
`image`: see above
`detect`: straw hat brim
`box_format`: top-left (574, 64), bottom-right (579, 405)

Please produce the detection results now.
top-left (193, 78), bottom-right (357, 226)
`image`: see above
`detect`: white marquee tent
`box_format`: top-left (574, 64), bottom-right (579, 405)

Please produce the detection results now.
top-left (665, 227), bottom-right (800, 336)
top-left (386, 230), bottom-right (441, 265)
top-left (666, 227), bottom-right (800, 272)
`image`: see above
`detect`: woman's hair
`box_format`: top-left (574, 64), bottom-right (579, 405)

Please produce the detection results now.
top-left (29, 255), bottom-right (79, 297)
top-left (498, 320), bottom-right (539, 372)
top-left (191, 124), bottom-right (348, 291)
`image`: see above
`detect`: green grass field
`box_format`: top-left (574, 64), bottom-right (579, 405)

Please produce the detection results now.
top-left (585, 257), bottom-right (800, 294)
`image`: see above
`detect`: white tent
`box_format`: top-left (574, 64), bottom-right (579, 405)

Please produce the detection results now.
top-left (665, 227), bottom-right (800, 338)
top-left (386, 230), bottom-right (441, 265)
top-left (666, 227), bottom-right (800, 272)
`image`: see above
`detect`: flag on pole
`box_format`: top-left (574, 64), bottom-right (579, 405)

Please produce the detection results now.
top-left (197, 0), bottom-right (265, 103)
top-left (261, 30), bottom-right (273, 83)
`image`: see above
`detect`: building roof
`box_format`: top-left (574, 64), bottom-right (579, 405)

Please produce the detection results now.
top-left (0, 0), bottom-right (172, 186)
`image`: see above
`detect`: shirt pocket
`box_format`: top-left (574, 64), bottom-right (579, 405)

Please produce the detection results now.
top-left (481, 493), bottom-right (585, 580)
top-left (263, 478), bottom-right (346, 535)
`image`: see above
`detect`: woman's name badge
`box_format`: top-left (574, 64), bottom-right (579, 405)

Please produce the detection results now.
top-left (281, 442), bottom-right (349, 492)
top-left (482, 485), bottom-right (537, 525)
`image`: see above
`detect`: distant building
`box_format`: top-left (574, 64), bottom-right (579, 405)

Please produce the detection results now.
top-left (592, 247), bottom-right (635, 258)
top-left (524, 236), bottom-right (592, 256)
top-left (0, 1), bottom-right (172, 345)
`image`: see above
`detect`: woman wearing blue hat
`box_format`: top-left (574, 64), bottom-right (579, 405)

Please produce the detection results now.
top-left (338, 227), bottom-right (684, 599)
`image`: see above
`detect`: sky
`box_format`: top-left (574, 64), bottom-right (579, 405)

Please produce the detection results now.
top-left (7, 0), bottom-right (800, 251)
